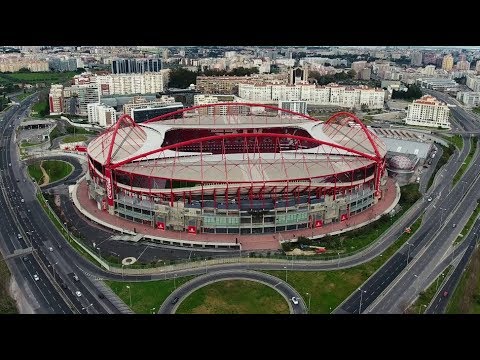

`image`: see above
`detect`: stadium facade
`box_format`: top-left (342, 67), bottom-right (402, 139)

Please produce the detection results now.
top-left (86, 103), bottom-right (387, 235)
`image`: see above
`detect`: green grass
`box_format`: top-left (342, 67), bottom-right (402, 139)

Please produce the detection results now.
top-left (282, 184), bottom-right (421, 257)
top-left (21, 139), bottom-right (45, 147)
top-left (445, 135), bottom-right (464, 150)
top-left (453, 137), bottom-right (477, 186)
top-left (66, 125), bottom-right (92, 135)
top-left (454, 202), bottom-right (480, 245)
top-left (31, 99), bottom-right (49, 117)
top-left (0, 259), bottom-right (18, 314)
top-left (105, 276), bottom-right (195, 314)
top-left (472, 107), bottom-right (480, 115)
top-left (176, 280), bottom-right (290, 314)
top-left (408, 265), bottom-right (453, 314)
top-left (264, 215), bottom-right (423, 314)
top-left (27, 163), bottom-right (44, 183)
top-left (16, 92), bottom-right (33, 101)
top-left (427, 142), bottom-right (456, 191)
top-left (61, 134), bottom-right (88, 143)
top-left (447, 246), bottom-right (480, 314)
top-left (42, 160), bottom-right (73, 183)
top-left (0, 71), bottom-right (78, 84)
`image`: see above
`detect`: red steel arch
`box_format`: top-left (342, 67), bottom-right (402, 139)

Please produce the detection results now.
top-left (104, 114), bottom-right (141, 166)
top-left (325, 111), bottom-right (382, 160)
top-left (109, 132), bottom-right (381, 170)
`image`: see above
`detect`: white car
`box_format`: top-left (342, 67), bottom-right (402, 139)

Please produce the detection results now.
top-left (291, 296), bottom-right (299, 305)
top-left (33, 274), bottom-right (39, 281)
top-left (75, 291), bottom-right (82, 297)
top-left (48, 247), bottom-right (53, 252)
top-left (427, 197), bottom-right (432, 202)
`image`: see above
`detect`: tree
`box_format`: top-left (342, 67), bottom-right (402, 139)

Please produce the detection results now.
top-left (361, 104), bottom-right (369, 112)
top-left (347, 69), bottom-right (356, 79)
top-left (168, 68), bottom-right (197, 88)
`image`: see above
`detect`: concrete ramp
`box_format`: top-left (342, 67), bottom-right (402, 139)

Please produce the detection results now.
top-left (110, 233), bottom-right (144, 242)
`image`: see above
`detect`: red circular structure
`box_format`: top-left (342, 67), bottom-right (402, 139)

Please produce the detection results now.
top-left (86, 103), bottom-right (387, 235)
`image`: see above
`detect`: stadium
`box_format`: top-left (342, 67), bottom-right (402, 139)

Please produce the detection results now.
top-left (86, 103), bottom-right (388, 236)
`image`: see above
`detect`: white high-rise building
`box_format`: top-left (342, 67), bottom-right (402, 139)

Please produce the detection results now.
top-left (278, 100), bottom-right (307, 115)
top-left (87, 103), bottom-right (117, 127)
top-left (193, 94), bottom-right (246, 115)
top-left (456, 92), bottom-right (480, 107)
top-left (466, 75), bottom-right (480, 92)
top-left (405, 95), bottom-right (450, 129)
top-left (476, 60), bottom-right (480, 74)
top-left (238, 83), bottom-right (385, 109)
top-left (93, 70), bottom-right (169, 96)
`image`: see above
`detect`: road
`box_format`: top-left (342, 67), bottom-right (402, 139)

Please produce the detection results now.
top-left (366, 145), bottom-right (480, 313)
top-left (335, 89), bottom-right (480, 314)
top-left (425, 218), bottom-right (480, 314)
top-left (158, 270), bottom-right (308, 314)
top-left (0, 95), bottom-right (122, 314)
top-left (423, 89), bottom-right (480, 133)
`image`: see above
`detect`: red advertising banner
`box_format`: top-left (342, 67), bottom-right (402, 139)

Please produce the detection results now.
top-left (315, 219), bottom-right (323, 228)
top-left (341, 213), bottom-right (348, 221)
top-left (104, 167), bottom-right (114, 207)
top-left (187, 226), bottom-right (197, 234)
top-left (157, 222), bottom-right (165, 230)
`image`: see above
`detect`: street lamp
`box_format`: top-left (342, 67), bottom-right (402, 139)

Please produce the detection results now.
top-left (406, 242), bottom-right (414, 265)
top-left (358, 288), bottom-right (367, 314)
top-left (63, 222), bottom-right (68, 240)
top-left (284, 266), bottom-right (288, 283)
top-left (306, 292), bottom-right (311, 314)
top-left (50, 261), bottom-right (58, 281)
top-left (151, 307), bottom-right (156, 314)
top-left (451, 242), bottom-right (455, 264)
top-left (174, 273), bottom-right (177, 289)
top-left (204, 258), bottom-right (208, 274)
top-left (413, 274), bottom-right (419, 293)
top-left (81, 303), bottom-right (94, 312)
top-left (126, 285), bottom-right (132, 308)
top-left (436, 273), bottom-right (445, 291)
top-left (419, 304), bottom-right (427, 315)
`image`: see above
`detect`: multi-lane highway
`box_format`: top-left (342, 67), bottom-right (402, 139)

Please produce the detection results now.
top-left (366, 144), bottom-right (480, 313)
top-left (0, 95), bottom-right (122, 314)
top-left (334, 89), bottom-right (480, 314)
top-left (425, 218), bottom-right (480, 314)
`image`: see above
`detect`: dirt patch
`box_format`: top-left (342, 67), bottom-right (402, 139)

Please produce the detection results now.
top-left (39, 160), bottom-right (50, 186)
top-left (9, 277), bottom-right (32, 314)
top-left (458, 248), bottom-right (480, 313)
top-left (286, 248), bottom-right (316, 256)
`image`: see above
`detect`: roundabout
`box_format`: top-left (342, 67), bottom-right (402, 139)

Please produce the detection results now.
top-left (158, 270), bottom-right (308, 314)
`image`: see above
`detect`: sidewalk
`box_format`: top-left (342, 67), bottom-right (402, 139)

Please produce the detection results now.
top-left (74, 177), bottom-right (399, 251)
